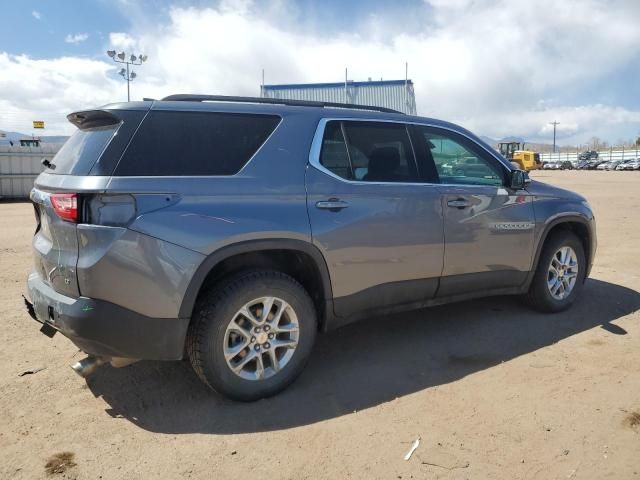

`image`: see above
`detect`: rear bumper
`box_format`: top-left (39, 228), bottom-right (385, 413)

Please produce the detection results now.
top-left (25, 272), bottom-right (189, 360)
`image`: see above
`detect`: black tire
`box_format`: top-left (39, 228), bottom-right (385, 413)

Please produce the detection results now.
top-left (524, 230), bottom-right (586, 313)
top-left (187, 270), bottom-right (317, 401)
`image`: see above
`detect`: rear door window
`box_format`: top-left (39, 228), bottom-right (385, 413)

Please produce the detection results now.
top-left (318, 120), bottom-right (419, 183)
top-left (114, 111), bottom-right (280, 176)
top-left (343, 122), bottom-right (418, 182)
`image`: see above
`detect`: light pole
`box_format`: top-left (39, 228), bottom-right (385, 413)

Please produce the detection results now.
top-left (106, 50), bottom-right (148, 102)
top-left (549, 120), bottom-right (560, 153)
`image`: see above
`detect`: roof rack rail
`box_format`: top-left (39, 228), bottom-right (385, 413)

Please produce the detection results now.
top-left (160, 94), bottom-right (404, 114)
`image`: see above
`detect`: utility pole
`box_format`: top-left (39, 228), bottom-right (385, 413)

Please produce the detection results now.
top-left (549, 121), bottom-right (560, 153)
top-left (344, 67), bottom-right (348, 104)
top-left (405, 61), bottom-right (408, 113)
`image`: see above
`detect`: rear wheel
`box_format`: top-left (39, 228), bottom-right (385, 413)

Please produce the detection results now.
top-left (525, 231), bottom-right (586, 312)
top-left (187, 270), bottom-right (317, 401)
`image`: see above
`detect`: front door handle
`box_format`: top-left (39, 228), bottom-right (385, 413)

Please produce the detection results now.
top-left (447, 198), bottom-right (472, 209)
top-left (316, 199), bottom-right (349, 211)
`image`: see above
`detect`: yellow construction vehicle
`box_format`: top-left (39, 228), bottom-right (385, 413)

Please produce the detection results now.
top-left (498, 142), bottom-right (541, 171)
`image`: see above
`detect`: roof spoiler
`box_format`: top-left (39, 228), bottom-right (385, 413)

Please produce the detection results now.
top-left (67, 110), bottom-right (121, 130)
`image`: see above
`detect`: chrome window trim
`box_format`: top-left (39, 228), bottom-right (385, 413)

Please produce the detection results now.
top-left (308, 117), bottom-right (512, 188)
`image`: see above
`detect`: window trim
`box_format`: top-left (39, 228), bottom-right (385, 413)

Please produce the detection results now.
top-left (309, 118), bottom-right (512, 187)
top-left (339, 121), bottom-right (356, 180)
top-left (112, 110), bottom-right (283, 178)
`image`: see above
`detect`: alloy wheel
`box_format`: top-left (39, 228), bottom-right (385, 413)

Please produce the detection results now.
top-left (547, 246), bottom-right (579, 300)
top-left (223, 297), bottom-right (299, 381)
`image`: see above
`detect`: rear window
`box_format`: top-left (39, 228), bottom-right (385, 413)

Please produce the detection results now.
top-left (114, 111), bottom-right (280, 176)
top-left (49, 124), bottom-right (119, 175)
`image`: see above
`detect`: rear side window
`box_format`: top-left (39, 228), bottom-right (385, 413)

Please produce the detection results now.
top-left (115, 111), bottom-right (280, 176)
top-left (319, 120), bottom-right (418, 182)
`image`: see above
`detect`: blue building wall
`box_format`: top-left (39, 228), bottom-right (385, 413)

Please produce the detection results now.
top-left (262, 79), bottom-right (417, 115)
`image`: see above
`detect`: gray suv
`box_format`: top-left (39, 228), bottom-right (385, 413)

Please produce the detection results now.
top-left (24, 95), bottom-right (596, 400)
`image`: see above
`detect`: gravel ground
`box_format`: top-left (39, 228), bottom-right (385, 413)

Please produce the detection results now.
top-left (0, 170), bottom-right (638, 479)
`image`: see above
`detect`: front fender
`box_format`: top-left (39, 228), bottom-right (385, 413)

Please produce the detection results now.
top-left (527, 208), bottom-right (596, 287)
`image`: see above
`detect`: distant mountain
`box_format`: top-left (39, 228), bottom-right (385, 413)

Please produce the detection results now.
top-left (481, 136), bottom-right (556, 152)
top-left (498, 136), bottom-right (526, 144)
top-left (0, 130), bottom-right (69, 145)
top-left (479, 135), bottom-right (497, 146)
top-left (39, 136), bottom-right (70, 144)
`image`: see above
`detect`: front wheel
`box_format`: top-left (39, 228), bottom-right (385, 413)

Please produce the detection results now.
top-left (187, 271), bottom-right (317, 401)
top-left (524, 231), bottom-right (586, 312)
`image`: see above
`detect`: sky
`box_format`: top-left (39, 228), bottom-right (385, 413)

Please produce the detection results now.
top-left (0, 0), bottom-right (639, 145)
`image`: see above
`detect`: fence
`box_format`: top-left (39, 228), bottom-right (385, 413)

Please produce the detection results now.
top-left (0, 144), bottom-right (62, 199)
top-left (540, 148), bottom-right (640, 164)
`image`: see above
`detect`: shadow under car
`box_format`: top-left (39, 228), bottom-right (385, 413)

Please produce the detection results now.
top-left (86, 278), bottom-right (639, 434)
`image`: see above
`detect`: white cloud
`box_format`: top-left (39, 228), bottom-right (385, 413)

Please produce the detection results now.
top-left (465, 105), bottom-right (640, 145)
top-left (0, 53), bottom-right (121, 134)
top-left (2, 0), bottom-right (640, 143)
top-left (108, 32), bottom-right (137, 50)
top-left (64, 33), bottom-right (89, 44)
top-left (31, 10), bottom-right (41, 20)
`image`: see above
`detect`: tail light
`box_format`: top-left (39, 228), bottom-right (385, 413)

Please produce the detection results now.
top-left (50, 193), bottom-right (78, 222)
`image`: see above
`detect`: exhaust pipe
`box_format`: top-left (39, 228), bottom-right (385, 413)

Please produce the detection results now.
top-left (71, 356), bottom-right (107, 378)
top-left (70, 356), bottom-right (139, 378)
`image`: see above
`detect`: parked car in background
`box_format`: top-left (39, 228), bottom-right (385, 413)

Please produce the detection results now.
top-left (559, 161), bottom-right (573, 170)
top-left (542, 161), bottom-right (572, 170)
top-left (24, 94), bottom-right (597, 400)
top-left (615, 160), bottom-right (632, 170)
top-left (617, 158), bottom-right (640, 170)
top-left (583, 159), bottom-right (605, 170)
top-left (575, 160), bottom-right (589, 170)
top-left (602, 160), bottom-right (625, 170)
top-left (578, 150), bottom-right (599, 162)
top-left (451, 156), bottom-right (500, 178)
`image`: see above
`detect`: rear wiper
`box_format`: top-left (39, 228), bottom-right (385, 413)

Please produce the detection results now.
top-left (41, 158), bottom-right (56, 170)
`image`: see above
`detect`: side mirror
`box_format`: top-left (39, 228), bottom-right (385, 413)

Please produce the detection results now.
top-left (510, 169), bottom-right (530, 190)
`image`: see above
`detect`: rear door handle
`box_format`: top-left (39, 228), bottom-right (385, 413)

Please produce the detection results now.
top-left (316, 199), bottom-right (349, 211)
top-left (447, 198), bottom-right (472, 209)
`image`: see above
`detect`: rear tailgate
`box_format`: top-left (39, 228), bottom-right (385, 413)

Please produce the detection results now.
top-left (29, 107), bottom-right (147, 299)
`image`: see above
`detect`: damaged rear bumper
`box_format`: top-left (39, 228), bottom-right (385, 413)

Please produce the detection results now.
top-left (25, 272), bottom-right (188, 360)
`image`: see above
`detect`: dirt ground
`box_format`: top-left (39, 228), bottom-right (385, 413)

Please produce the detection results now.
top-left (0, 170), bottom-right (638, 479)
